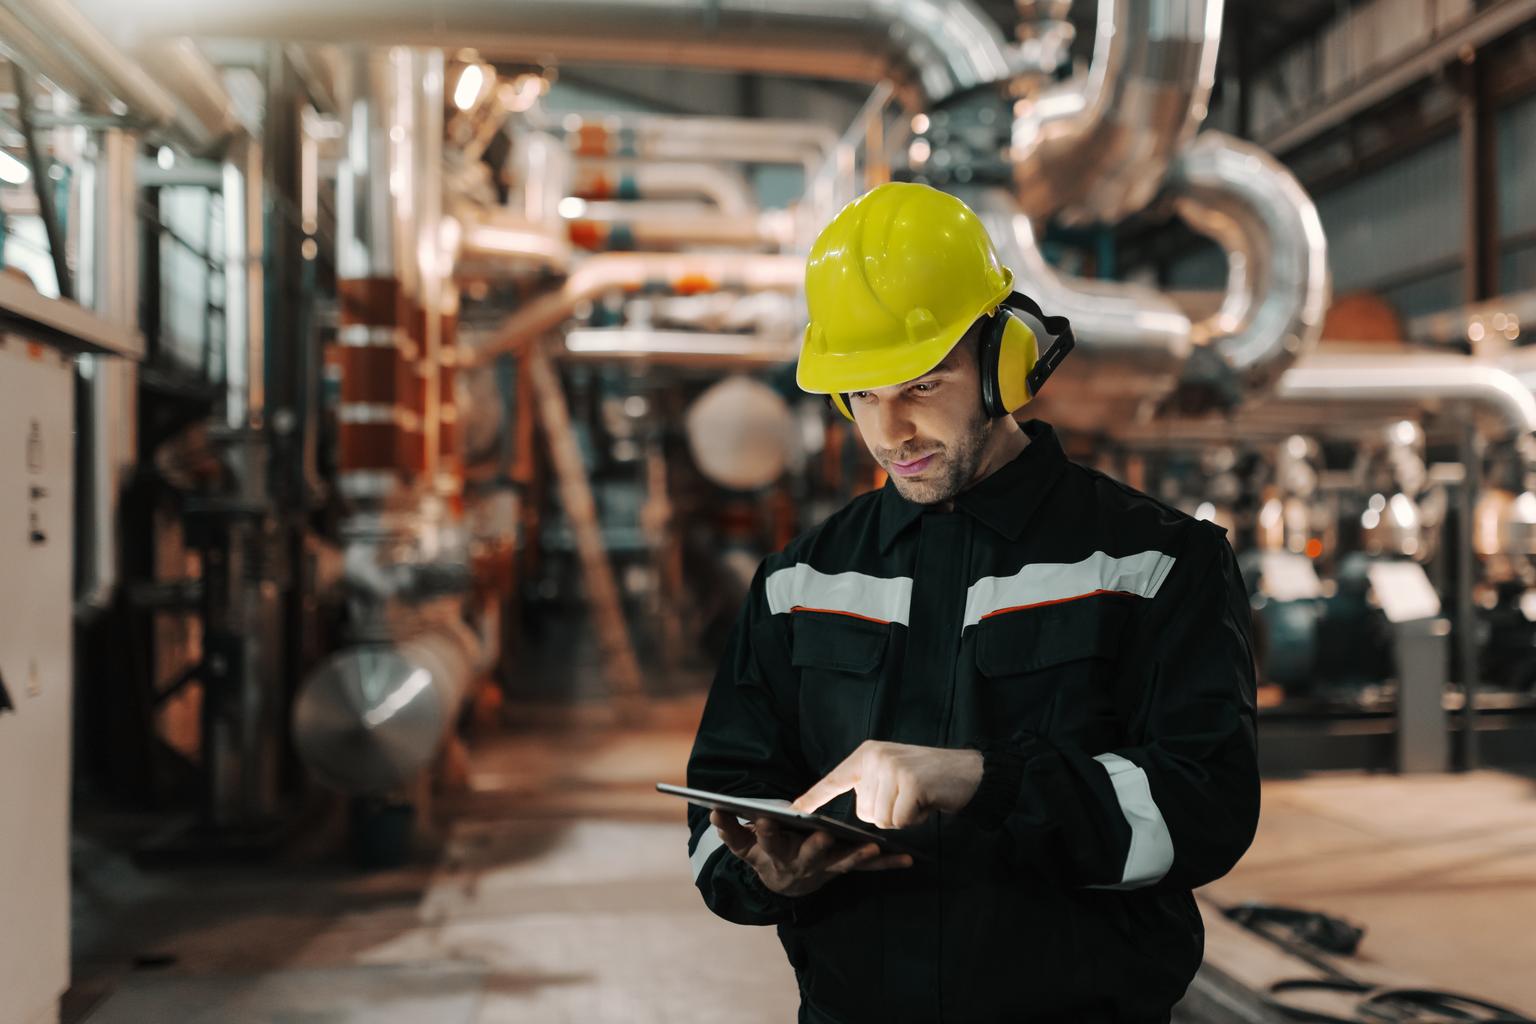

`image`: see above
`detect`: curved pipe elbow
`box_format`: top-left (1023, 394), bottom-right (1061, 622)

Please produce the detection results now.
top-left (1169, 131), bottom-right (1332, 394)
top-left (1012, 0), bottom-right (1223, 225)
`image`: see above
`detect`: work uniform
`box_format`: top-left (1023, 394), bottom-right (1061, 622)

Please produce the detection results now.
top-left (685, 420), bottom-right (1260, 1023)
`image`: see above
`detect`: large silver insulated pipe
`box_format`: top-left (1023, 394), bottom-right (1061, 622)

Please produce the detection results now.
top-left (1167, 131), bottom-right (1332, 391)
top-left (974, 129), bottom-right (1329, 423)
top-left (1138, 351), bottom-right (1536, 443)
top-left (1276, 352), bottom-right (1536, 439)
top-left (0, 0), bottom-right (240, 153)
top-left (0, 0), bottom-right (177, 125)
top-left (73, 0), bottom-right (1018, 107)
top-left (293, 616), bottom-right (484, 793)
top-left (1012, 0), bottom-right (1223, 225)
top-left (130, 39), bottom-right (244, 155)
top-left (973, 188), bottom-right (1193, 430)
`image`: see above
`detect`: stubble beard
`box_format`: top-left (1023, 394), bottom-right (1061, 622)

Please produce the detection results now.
top-left (884, 409), bottom-right (994, 506)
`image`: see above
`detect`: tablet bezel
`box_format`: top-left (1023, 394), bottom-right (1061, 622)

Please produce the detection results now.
top-left (656, 783), bottom-right (927, 861)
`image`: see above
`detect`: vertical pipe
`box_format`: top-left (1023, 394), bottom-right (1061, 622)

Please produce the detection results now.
top-left (224, 134), bottom-right (265, 432)
top-left (1456, 422), bottom-right (1481, 770)
top-left (74, 127), bottom-right (139, 615)
top-left (335, 47), bottom-right (410, 500)
top-left (416, 49), bottom-right (445, 489)
top-left (11, 72), bottom-right (73, 301)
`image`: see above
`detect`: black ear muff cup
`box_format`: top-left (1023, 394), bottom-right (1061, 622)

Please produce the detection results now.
top-left (977, 311), bottom-right (1009, 419)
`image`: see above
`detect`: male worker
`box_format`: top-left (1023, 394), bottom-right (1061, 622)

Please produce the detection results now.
top-left (684, 182), bottom-right (1259, 1023)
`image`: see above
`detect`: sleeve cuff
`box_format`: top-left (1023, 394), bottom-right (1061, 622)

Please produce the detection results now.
top-left (957, 742), bottom-right (1031, 831)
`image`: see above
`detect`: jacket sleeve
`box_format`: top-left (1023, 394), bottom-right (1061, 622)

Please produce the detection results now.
top-left (958, 522), bottom-right (1261, 891)
top-left (684, 561), bottom-right (828, 925)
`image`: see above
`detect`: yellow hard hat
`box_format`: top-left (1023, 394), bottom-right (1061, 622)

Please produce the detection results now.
top-left (797, 182), bottom-right (1015, 396)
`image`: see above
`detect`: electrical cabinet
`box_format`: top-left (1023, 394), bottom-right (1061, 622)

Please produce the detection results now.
top-left (0, 338), bottom-right (74, 1024)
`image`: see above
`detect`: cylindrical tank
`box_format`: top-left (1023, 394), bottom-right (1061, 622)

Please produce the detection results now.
top-left (293, 620), bottom-right (479, 793)
top-left (684, 375), bottom-right (800, 491)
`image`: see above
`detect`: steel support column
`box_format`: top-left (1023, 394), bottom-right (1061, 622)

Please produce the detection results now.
top-left (1459, 53), bottom-right (1499, 306)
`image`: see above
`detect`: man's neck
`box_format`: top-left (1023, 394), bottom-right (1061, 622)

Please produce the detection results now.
top-left (976, 418), bottom-right (1030, 480)
top-left (937, 420), bottom-right (1030, 511)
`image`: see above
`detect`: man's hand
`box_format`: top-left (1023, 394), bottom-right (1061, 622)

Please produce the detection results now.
top-left (791, 741), bottom-right (985, 829)
top-left (709, 810), bottom-right (914, 897)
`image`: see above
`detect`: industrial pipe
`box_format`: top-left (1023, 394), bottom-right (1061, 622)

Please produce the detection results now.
top-left (1277, 353), bottom-right (1536, 439)
top-left (563, 205), bottom-right (796, 252)
top-left (561, 329), bottom-right (800, 368)
top-left (293, 614), bottom-right (484, 793)
top-left (223, 134), bottom-right (265, 430)
top-left (559, 115), bottom-right (838, 166)
top-left (469, 253), bottom-right (805, 363)
top-left (77, 0), bottom-right (1018, 108)
top-left (571, 160), bottom-right (756, 216)
top-left (1011, 0), bottom-right (1223, 226)
top-left (1168, 131), bottom-right (1331, 391)
top-left (73, 129), bottom-right (138, 615)
top-left (972, 189), bottom-right (1193, 429)
top-left (0, 0), bottom-right (179, 127)
top-left (979, 194), bottom-right (1193, 364)
top-left (455, 212), bottom-right (574, 274)
top-left (130, 38), bottom-right (243, 155)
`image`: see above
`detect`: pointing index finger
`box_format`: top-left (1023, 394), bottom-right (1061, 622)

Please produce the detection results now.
top-left (793, 760), bottom-right (859, 813)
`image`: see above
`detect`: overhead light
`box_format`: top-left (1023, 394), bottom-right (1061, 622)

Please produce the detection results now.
top-left (557, 196), bottom-right (587, 219)
top-left (453, 64), bottom-right (486, 112)
top-left (157, 146), bottom-right (175, 170)
top-left (0, 150), bottom-right (30, 185)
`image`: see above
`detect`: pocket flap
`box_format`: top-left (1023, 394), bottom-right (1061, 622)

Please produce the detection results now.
top-left (791, 613), bottom-right (889, 673)
top-left (976, 596), bottom-right (1129, 677)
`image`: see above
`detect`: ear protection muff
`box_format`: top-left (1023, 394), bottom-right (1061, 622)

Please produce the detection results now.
top-left (826, 291), bottom-right (1075, 423)
top-left (979, 291), bottom-right (1075, 419)
top-left (977, 308), bottom-right (1038, 419)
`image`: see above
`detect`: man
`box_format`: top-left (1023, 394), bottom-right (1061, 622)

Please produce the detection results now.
top-left (684, 182), bottom-right (1259, 1023)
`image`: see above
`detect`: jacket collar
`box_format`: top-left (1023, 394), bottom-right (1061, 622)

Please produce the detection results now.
top-left (877, 419), bottom-right (1068, 553)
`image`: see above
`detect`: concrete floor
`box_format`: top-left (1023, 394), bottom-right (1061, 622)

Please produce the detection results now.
top-left (68, 699), bottom-right (1536, 1022)
top-left (71, 696), bottom-right (801, 1024)
top-left (1201, 769), bottom-right (1536, 1017)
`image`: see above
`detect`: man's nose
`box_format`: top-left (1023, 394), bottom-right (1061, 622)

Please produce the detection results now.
top-left (868, 398), bottom-right (915, 451)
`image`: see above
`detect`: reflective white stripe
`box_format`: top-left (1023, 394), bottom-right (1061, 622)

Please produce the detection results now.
top-left (690, 826), bottom-right (726, 883)
top-left (1089, 753), bottom-right (1174, 890)
top-left (765, 564), bottom-right (912, 625)
top-left (962, 550), bottom-right (1176, 629)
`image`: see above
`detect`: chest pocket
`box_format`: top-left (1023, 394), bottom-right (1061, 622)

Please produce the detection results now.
top-left (972, 596), bottom-right (1131, 748)
top-left (792, 613), bottom-right (888, 775)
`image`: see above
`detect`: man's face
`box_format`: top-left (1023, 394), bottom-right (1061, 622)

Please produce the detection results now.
top-left (848, 326), bottom-right (995, 505)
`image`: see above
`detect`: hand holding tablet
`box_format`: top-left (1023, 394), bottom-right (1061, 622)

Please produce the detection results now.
top-left (660, 783), bottom-right (923, 898)
top-left (657, 783), bottom-right (928, 861)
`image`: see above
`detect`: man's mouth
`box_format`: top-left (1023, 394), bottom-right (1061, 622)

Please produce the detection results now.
top-left (889, 453), bottom-right (937, 477)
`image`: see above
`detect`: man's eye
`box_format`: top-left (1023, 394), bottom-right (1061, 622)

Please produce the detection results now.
top-left (851, 391), bottom-right (873, 402)
top-left (911, 382), bottom-right (936, 393)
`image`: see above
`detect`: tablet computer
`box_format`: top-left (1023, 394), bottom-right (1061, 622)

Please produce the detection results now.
top-left (656, 783), bottom-right (928, 861)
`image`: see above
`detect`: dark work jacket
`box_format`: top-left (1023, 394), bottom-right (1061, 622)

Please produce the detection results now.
top-left (684, 420), bottom-right (1260, 1024)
